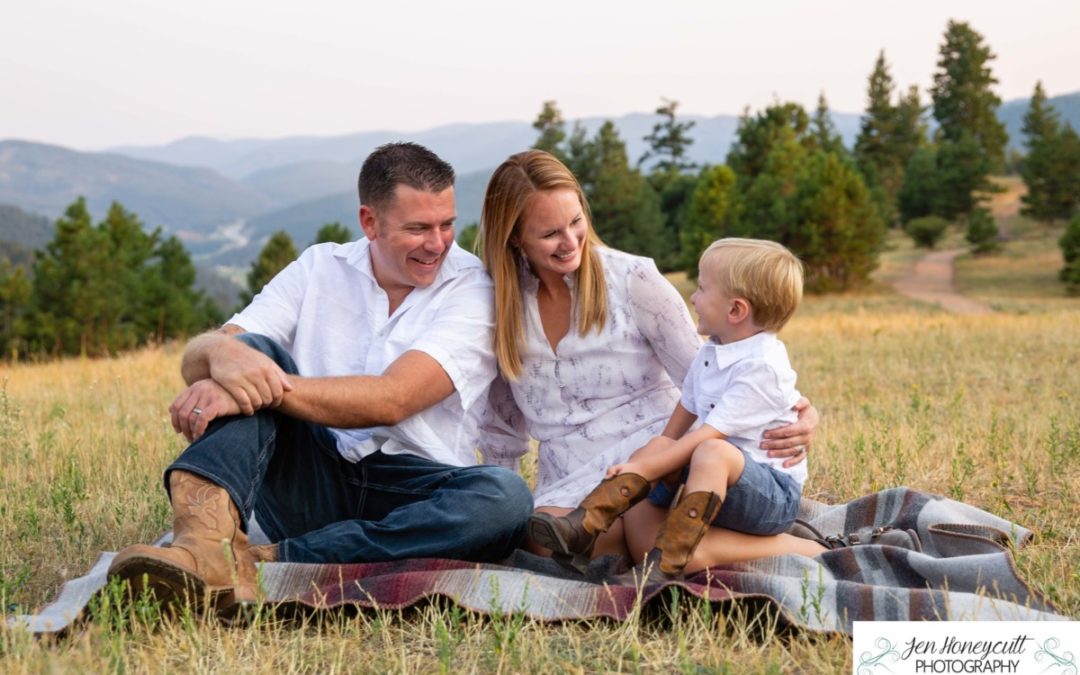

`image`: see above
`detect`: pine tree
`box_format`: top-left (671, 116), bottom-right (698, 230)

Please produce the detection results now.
top-left (1061, 213), bottom-right (1080, 291)
top-left (792, 150), bottom-right (885, 290)
top-left (679, 165), bottom-right (736, 273)
top-left (313, 221), bottom-right (353, 245)
top-left (532, 101), bottom-right (568, 162)
top-left (588, 122), bottom-right (668, 261)
top-left (854, 53), bottom-right (925, 227)
top-left (142, 236), bottom-right (221, 341)
top-left (811, 93), bottom-right (845, 155)
top-left (640, 99), bottom-right (697, 268)
top-left (241, 231), bottom-right (298, 306)
top-left (893, 86), bottom-right (929, 173)
top-left (30, 198), bottom-right (109, 354)
top-left (564, 122), bottom-right (598, 193)
top-left (898, 146), bottom-right (941, 223)
top-left (1020, 81), bottom-right (1061, 222)
top-left (726, 103), bottom-right (811, 242)
top-left (965, 207), bottom-right (999, 254)
top-left (854, 51), bottom-right (897, 180)
top-left (929, 20), bottom-right (1008, 216)
top-left (640, 98), bottom-right (697, 174)
top-left (0, 260), bottom-right (30, 357)
top-left (1049, 124), bottom-right (1080, 220)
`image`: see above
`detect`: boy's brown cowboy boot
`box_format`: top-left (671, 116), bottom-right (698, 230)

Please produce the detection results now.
top-left (788, 519), bottom-right (922, 552)
top-left (528, 472), bottom-right (651, 574)
top-left (631, 491), bottom-right (723, 585)
top-left (108, 470), bottom-right (262, 608)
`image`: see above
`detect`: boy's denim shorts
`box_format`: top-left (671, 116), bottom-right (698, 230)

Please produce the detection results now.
top-left (647, 449), bottom-right (801, 536)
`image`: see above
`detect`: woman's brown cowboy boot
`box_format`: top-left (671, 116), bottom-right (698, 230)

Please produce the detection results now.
top-left (528, 473), bottom-right (651, 574)
top-left (108, 470), bottom-right (262, 609)
top-left (633, 491), bottom-right (723, 585)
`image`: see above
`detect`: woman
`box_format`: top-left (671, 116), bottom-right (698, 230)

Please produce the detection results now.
top-left (478, 150), bottom-right (821, 568)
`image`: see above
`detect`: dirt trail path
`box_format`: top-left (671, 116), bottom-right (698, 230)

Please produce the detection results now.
top-left (892, 248), bottom-right (993, 314)
top-left (891, 178), bottom-right (1025, 314)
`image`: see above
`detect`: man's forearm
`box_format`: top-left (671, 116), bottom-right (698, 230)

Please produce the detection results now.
top-left (276, 375), bottom-right (407, 429)
top-left (275, 350), bottom-right (456, 429)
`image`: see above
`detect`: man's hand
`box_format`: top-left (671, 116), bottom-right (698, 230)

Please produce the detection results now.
top-left (208, 338), bottom-right (293, 415)
top-left (170, 379), bottom-right (243, 442)
top-left (762, 397), bottom-right (819, 468)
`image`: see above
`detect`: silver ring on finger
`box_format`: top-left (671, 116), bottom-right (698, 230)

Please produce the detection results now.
top-left (192, 407), bottom-right (203, 415)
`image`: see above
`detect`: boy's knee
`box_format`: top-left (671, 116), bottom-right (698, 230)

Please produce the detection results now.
top-left (692, 439), bottom-right (744, 470)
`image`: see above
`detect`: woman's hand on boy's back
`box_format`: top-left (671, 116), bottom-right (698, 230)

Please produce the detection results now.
top-left (761, 397), bottom-right (818, 467)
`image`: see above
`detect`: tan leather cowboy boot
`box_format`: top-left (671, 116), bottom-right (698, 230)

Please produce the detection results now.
top-left (633, 490), bottom-right (723, 584)
top-left (108, 470), bottom-right (264, 608)
top-left (528, 473), bottom-right (651, 574)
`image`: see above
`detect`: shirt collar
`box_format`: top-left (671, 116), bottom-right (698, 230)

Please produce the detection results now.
top-left (704, 331), bottom-right (777, 370)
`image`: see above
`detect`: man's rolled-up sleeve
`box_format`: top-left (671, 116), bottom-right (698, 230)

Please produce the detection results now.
top-left (407, 270), bottom-right (498, 411)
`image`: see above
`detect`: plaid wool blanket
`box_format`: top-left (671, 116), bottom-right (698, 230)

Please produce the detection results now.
top-left (9, 487), bottom-right (1067, 635)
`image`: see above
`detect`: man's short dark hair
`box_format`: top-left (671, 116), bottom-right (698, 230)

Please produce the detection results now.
top-left (357, 142), bottom-right (455, 211)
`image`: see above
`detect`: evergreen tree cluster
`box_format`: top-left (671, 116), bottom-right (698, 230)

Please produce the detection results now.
top-left (527, 19), bottom-right (1080, 288)
top-left (1020, 82), bottom-right (1080, 223)
top-left (0, 198), bottom-right (222, 358)
top-left (534, 96), bottom-right (883, 291)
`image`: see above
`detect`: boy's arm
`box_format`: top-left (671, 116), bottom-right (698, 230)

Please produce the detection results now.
top-left (612, 402), bottom-right (697, 468)
top-left (609, 403), bottom-right (725, 481)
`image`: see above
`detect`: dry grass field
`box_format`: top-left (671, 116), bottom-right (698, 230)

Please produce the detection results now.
top-left (1, 216), bottom-right (1078, 673)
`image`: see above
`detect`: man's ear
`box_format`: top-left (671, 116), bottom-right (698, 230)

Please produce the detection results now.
top-left (359, 205), bottom-right (378, 241)
top-left (729, 297), bottom-right (752, 324)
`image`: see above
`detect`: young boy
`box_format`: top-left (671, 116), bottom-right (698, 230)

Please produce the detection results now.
top-left (529, 238), bottom-right (820, 578)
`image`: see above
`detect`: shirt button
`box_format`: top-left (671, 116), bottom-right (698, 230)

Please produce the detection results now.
top-left (705, 361), bottom-right (709, 367)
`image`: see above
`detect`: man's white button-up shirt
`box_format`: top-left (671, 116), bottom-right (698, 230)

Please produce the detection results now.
top-left (228, 239), bottom-right (497, 467)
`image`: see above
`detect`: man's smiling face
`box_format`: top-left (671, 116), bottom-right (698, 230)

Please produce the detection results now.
top-left (361, 184), bottom-right (456, 295)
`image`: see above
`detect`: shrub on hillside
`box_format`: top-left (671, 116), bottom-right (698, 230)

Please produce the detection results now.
top-left (965, 208), bottom-right (999, 254)
top-left (1061, 213), bottom-right (1080, 292)
top-left (905, 216), bottom-right (949, 249)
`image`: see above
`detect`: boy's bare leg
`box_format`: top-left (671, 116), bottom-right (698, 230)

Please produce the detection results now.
top-left (525, 506), bottom-right (629, 559)
top-left (683, 438), bottom-right (745, 499)
top-left (622, 496), bottom-right (825, 568)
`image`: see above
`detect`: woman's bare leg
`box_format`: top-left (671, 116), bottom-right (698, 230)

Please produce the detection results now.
top-left (525, 506), bottom-right (629, 559)
top-left (622, 501), bottom-right (825, 568)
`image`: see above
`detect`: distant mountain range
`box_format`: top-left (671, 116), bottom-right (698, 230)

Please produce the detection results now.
top-left (2, 91), bottom-right (1077, 273)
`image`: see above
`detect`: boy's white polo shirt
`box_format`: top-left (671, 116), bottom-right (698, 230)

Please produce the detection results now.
top-left (227, 239), bottom-right (496, 467)
top-left (681, 331), bottom-right (806, 485)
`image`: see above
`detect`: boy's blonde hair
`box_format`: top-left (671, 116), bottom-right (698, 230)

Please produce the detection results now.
top-left (700, 238), bottom-right (803, 331)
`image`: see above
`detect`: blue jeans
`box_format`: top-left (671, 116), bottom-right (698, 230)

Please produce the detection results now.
top-left (166, 333), bottom-right (533, 564)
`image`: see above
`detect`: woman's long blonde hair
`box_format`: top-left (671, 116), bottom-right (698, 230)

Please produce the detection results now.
top-left (480, 150), bottom-right (607, 379)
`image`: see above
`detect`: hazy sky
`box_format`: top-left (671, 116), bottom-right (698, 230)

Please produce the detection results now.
top-left (2, 0), bottom-right (1077, 150)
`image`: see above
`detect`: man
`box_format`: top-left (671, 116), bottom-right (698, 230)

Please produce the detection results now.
top-left (108, 142), bottom-right (534, 607)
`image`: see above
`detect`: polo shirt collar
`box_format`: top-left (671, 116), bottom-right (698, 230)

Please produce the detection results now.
top-left (704, 331), bottom-right (776, 370)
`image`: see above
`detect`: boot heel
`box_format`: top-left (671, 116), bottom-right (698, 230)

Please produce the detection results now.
top-left (528, 512), bottom-right (581, 557)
